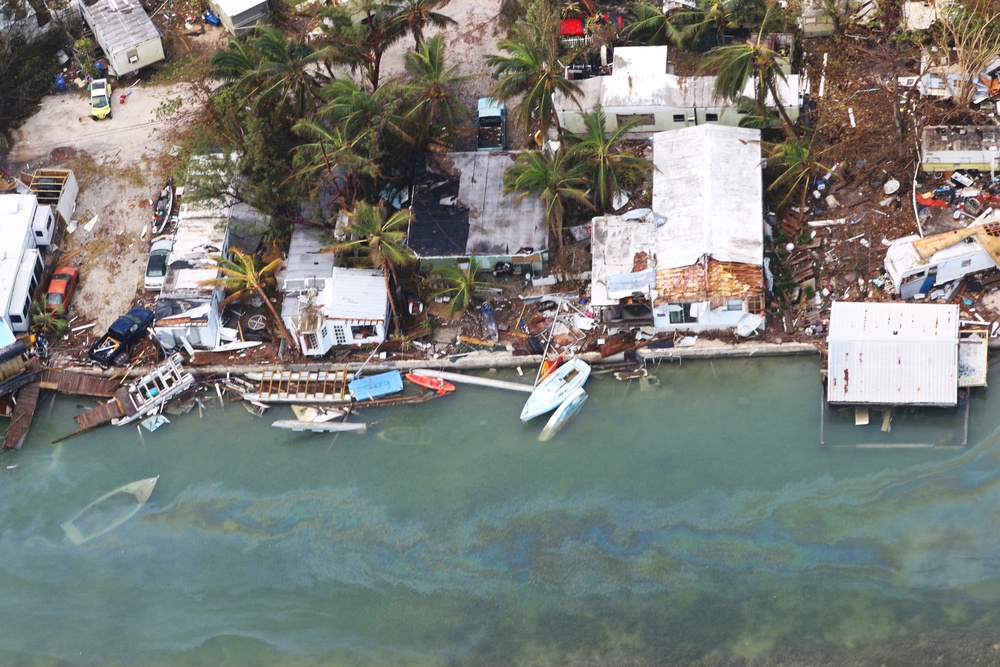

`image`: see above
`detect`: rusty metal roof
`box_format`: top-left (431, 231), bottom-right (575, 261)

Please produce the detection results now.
top-left (826, 301), bottom-right (959, 406)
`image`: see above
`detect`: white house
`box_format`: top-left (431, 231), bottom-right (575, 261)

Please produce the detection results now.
top-left (553, 45), bottom-right (800, 135)
top-left (280, 226), bottom-right (388, 357)
top-left (0, 195), bottom-right (53, 333)
top-left (590, 125), bottom-right (766, 333)
top-left (80, 0), bottom-right (165, 77)
top-left (826, 302), bottom-right (962, 407)
top-left (884, 217), bottom-right (1000, 299)
top-left (206, 0), bottom-right (268, 34)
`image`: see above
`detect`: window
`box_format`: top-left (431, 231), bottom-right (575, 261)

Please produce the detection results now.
top-left (726, 299), bottom-right (744, 311)
top-left (961, 259), bottom-right (972, 267)
top-left (126, 49), bottom-right (139, 64)
top-left (334, 327), bottom-right (347, 345)
top-left (303, 333), bottom-right (319, 350)
top-left (705, 112), bottom-right (719, 122)
top-left (616, 113), bottom-right (655, 127)
top-left (673, 114), bottom-right (685, 123)
top-left (320, 325), bottom-right (329, 338)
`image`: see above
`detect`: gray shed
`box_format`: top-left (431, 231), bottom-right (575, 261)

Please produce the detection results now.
top-left (206, 0), bottom-right (269, 34)
top-left (80, 0), bottom-right (165, 77)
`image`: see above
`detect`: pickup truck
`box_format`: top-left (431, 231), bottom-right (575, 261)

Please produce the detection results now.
top-left (90, 78), bottom-right (112, 120)
top-left (477, 98), bottom-right (507, 151)
top-left (89, 306), bottom-right (154, 368)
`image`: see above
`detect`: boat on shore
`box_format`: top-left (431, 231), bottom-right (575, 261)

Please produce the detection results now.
top-left (152, 179), bottom-right (174, 234)
top-left (405, 373), bottom-right (456, 394)
top-left (539, 387), bottom-right (588, 441)
top-left (520, 358), bottom-right (591, 422)
top-left (291, 404), bottom-right (346, 422)
top-left (272, 420), bottom-right (368, 434)
top-left (61, 476), bottom-right (159, 545)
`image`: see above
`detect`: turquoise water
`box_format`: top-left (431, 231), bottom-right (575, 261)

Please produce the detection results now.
top-left (2, 356), bottom-right (1000, 665)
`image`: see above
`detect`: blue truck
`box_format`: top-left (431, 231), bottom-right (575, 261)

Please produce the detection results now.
top-left (477, 98), bottom-right (507, 151)
top-left (89, 306), bottom-right (155, 368)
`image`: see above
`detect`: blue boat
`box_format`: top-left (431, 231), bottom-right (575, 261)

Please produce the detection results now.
top-left (481, 301), bottom-right (499, 343)
top-left (348, 370), bottom-right (404, 401)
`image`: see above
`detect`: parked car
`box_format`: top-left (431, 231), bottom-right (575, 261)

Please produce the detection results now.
top-left (89, 306), bottom-right (155, 369)
top-left (90, 78), bottom-right (112, 120)
top-left (45, 266), bottom-right (79, 313)
top-left (145, 235), bottom-right (174, 292)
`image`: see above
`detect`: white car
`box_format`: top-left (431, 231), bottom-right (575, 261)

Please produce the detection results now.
top-left (144, 235), bottom-right (174, 291)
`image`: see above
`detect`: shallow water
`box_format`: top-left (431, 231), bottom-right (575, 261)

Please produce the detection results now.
top-left (2, 356), bottom-right (1000, 665)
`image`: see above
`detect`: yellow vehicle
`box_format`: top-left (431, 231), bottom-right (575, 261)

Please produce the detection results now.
top-left (90, 78), bottom-right (112, 120)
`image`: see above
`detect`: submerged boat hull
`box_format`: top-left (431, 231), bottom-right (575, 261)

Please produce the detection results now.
top-left (62, 476), bottom-right (159, 545)
top-left (272, 420), bottom-right (367, 434)
top-left (539, 387), bottom-right (588, 441)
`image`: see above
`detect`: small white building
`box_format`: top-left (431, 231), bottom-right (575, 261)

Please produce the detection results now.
top-left (826, 302), bottom-right (962, 407)
top-left (591, 125), bottom-right (765, 333)
top-left (280, 227), bottom-right (388, 357)
top-left (920, 125), bottom-right (1000, 173)
top-left (884, 218), bottom-right (1000, 299)
top-left (0, 195), bottom-right (53, 333)
top-left (553, 45), bottom-right (800, 135)
top-left (80, 0), bottom-right (165, 77)
top-left (206, 0), bottom-right (269, 34)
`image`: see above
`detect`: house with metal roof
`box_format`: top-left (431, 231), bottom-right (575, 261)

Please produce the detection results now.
top-left (205, 0), bottom-right (269, 34)
top-left (279, 226), bottom-right (388, 356)
top-left (80, 0), bottom-right (165, 77)
top-left (825, 302), bottom-right (977, 407)
top-left (553, 45), bottom-right (800, 135)
top-left (408, 152), bottom-right (547, 275)
top-left (590, 124), bottom-right (766, 333)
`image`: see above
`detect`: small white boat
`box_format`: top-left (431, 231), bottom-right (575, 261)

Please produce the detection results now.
top-left (539, 387), bottom-right (588, 441)
top-left (291, 404), bottom-right (346, 423)
top-left (62, 476), bottom-right (159, 545)
top-left (520, 358), bottom-right (591, 422)
top-left (272, 420), bottom-right (367, 434)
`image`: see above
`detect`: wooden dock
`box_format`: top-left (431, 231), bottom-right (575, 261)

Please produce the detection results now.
top-left (245, 369), bottom-right (352, 403)
top-left (2, 381), bottom-right (40, 450)
top-left (38, 370), bottom-right (120, 397)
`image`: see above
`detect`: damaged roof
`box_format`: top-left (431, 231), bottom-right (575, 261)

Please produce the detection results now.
top-left (652, 125), bottom-right (764, 269)
top-left (655, 259), bottom-right (763, 305)
top-left (590, 213), bottom-right (660, 306)
top-left (826, 301), bottom-right (960, 406)
top-left (408, 152), bottom-right (547, 259)
top-left (82, 0), bottom-right (161, 53)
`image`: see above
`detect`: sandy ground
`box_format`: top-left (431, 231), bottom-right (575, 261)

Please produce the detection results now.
top-left (8, 80), bottom-right (202, 336)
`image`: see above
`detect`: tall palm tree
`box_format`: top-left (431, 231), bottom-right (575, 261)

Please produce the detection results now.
top-left (316, 78), bottom-right (414, 147)
top-left (623, 1), bottom-right (687, 47)
top-left (429, 254), bottom-right (491, 318)
top-left (291, 119), bottom-right (381, 205)
top-left (702, 11), bottom-right (797, 138)
top-left (486, 23), bottom-right (581, 139)
top-left (211, 25), bottom-right (329, 119)
top-left (316, 0), bottom-right (408, 90)
top-left (324, 202), bottom-right (415, 332)
top-left (563, 105), bottom-right (654, 212)
top-left (684, 0), bottom-right (735, 45)
top-left (764, 133), bottom-right (833, 225)
top-left (503, 148), bottom-right (592, 278)
top-left (402, 34), bottom-right (475, 150)
top-left (201, 249), bottom-right (296, 349)
top-left (392, 0), bottom-right (457, 46)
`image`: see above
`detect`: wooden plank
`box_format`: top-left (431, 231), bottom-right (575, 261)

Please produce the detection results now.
top-left (2, 383), bottom-right (40, 450)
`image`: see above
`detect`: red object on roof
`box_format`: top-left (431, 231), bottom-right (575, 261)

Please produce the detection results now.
top-left (560, 18), bottom-right (586, 37)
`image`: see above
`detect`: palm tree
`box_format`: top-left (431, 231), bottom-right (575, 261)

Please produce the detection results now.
top-left (684, 0), bottom-right (735, 45)
top-left (623, 1), bottom-right (687, 47)
top-left (291, 119), bottom-right (381, 205)
top-left (486, 23), bottom-right (582, 139)
top-left (29, 298), bottom-right (68, 338)
top-left (429, 254), bottom-right (491, 318)
top-left (201, 249), bottom-right (296, 350)
top-left (504, 147), bottom-right (592, 278)
top-left (402, 34), bottom-right (475, 150)
top-left (392, 0), bottom-right (457, 46)
top-left (764, 133), bottom-right (833, 225)
top-left (563, 105), bottom-right (654, 212)
top-left (211, 25), bottom-right (330, 119)
top-left (324, 201), bottom-right (415, 332)
top-left (316, 0), bottom-right (408, 90)
top-left (316, 78), bottom-right (414, 148)
top-left (702, 11), bottom-right (798, 138)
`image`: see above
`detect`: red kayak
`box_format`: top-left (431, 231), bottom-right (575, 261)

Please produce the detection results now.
top-left (405, 373), bottom-right (456, 394)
